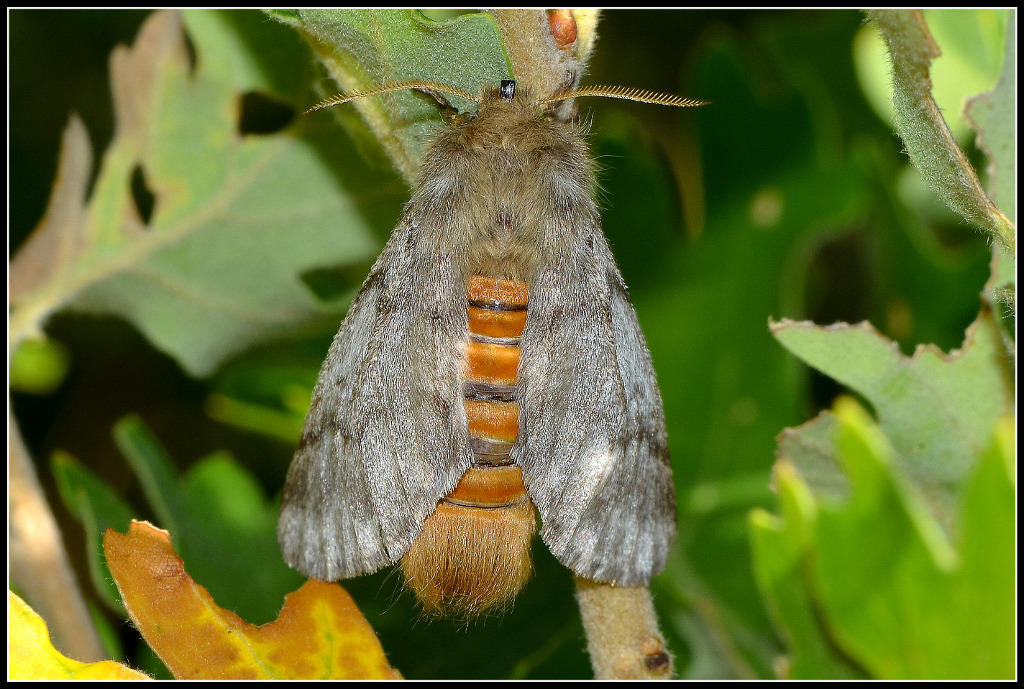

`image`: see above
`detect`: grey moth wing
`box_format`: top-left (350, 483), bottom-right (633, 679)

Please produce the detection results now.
top-left (515, 225), bottom-right (675, 586)
top-left (277, 214), bottom-right (473, 582)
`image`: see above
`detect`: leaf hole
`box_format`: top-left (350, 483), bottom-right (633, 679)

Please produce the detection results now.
top-left (130, 164), bottom-right (156, 225)
top-left (809, 370), bottom-right (877, 420)
top-left (237, 91), bottom-right (295, 136)
top-left (300, 263), bottom-right (372, 303)
top-left (182, 27), bottom-right (198, 75)
top-left (804, 231), bottom-right (869, 325)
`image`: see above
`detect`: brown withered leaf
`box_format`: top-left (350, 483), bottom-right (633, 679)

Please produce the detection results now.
top-left (103, 521), bottom-right (401, 680)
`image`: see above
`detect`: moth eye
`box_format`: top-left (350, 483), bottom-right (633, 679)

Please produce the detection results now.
top-left (499, 80), bottom-right (517, 101)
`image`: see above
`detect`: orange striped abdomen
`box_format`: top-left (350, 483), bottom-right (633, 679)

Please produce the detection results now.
top-left (400, 275), bottom-right (537, 616)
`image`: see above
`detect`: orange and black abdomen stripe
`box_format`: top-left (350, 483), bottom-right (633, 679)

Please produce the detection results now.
top-left (400, 274), bottom-right (537, 615)
top-left (449, 274), bottom-right (529, 505)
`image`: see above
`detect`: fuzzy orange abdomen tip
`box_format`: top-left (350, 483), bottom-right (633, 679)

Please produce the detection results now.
top-left (401, 274), bottom-right (537, 617)
top-left (400, 468), bottom-right (536, 617)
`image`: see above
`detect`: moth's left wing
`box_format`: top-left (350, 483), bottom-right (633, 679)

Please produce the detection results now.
top-left (515, 225), bottom-right (675, 586)
top-left (277, 215), bottom-right (472, 581)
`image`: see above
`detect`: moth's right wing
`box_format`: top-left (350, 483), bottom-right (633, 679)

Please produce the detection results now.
top-left (278, 217), bottom-right (472, 581)
top-left (515, 222), bottom-right (675, 587)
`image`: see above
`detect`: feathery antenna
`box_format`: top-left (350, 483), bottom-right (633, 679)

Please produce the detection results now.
top-left (306, 80), bottom-right (478, 114)
top-left (539, 85), bottom-right (710, 108)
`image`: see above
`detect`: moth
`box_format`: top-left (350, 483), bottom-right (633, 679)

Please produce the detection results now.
top-left (278, 77), bottom-right (706, 616)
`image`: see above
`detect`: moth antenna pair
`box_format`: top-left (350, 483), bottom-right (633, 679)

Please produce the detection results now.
top-left (306, 79), bottom-right (710, 113)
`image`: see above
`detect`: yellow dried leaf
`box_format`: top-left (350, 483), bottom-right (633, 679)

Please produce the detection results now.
top-left (7, 590), bottom-right (150, 680)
